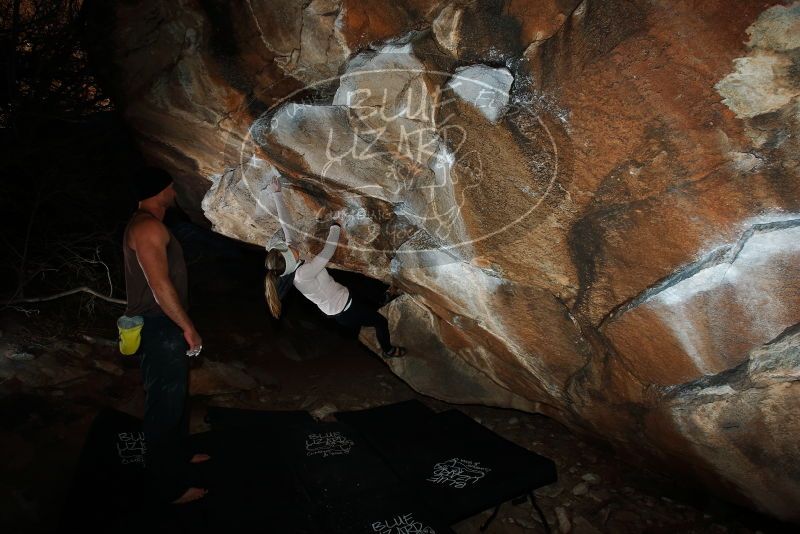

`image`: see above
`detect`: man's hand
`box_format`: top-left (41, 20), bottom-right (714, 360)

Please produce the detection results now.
top-left (268, 175), bottom-right (281, 194)
top-left (184, 327), bottom-right (203, 353)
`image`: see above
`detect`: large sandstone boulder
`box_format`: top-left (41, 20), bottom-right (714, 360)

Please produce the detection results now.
top-left (89, 0), bottom-right (800, 521)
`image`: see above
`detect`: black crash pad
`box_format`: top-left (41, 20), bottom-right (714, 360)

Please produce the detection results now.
top-left (283, 419), bottom-right (452, 533)
top-left (60, 408), bottom-right (315, 534)
top-left (62, 403), bottom-right (555, 533)
top-left (337, 406), bottom-right (557, 524)
top-left (192, 409), bottom-right (318, 532)
top-left (319, 486), bottom-right (454, 534)
top-left (187, 428), bottom-right (315, 533)
top-left (59, 409), bottom-right (152, 533)
top-left (284, 420), bottom-right (395, 502)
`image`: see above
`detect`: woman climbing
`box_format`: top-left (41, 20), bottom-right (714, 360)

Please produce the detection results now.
top-left (262, 176), bottom-right (406, 359)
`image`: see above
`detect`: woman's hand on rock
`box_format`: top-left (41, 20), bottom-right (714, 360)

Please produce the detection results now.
top-left (268, 175), bottom-right (281, 194)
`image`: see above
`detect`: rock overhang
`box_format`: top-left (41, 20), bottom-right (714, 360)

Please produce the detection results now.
top-left (90, 0), bottom-right (800, 522)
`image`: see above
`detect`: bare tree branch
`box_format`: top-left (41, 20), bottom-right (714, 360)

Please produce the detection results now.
top-left (4, 286), bottom-right (126, 305)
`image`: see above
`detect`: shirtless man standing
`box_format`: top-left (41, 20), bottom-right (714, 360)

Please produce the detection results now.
top-left (123, 167), bottom-right (208, 504)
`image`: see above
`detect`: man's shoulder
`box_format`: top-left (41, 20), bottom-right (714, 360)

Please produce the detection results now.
top-left (127, 213), bottom-right (169, 249)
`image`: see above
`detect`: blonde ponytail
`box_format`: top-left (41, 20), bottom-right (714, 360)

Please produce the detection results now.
top-left (264, 270), bottom-right (282, 319)
top-left (264, 248), bottom-right (287, 319)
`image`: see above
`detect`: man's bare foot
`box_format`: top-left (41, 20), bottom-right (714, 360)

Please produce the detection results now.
top-left (172, 487), bottom-right (207, 504)
top-left (190, 453), bottom-right (211, 464)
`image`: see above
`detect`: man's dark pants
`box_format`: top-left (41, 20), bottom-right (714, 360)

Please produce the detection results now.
top-left (138, 313), bottom-right (191, 503)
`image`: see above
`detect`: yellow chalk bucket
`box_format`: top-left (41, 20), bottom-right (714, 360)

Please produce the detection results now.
top-left (117, 315), bottom-right (144, 356)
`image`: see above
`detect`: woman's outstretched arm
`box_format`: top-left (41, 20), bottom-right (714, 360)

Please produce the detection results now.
top-left (267, 176), bottom-right (298, 246)
top-left (298, 224), bottom-right (341, 279)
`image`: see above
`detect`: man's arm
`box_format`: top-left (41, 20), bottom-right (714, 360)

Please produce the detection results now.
top-left (297, 225), bottom-right (341, 279)
top-left (129, 218), bottom-right (201, 350)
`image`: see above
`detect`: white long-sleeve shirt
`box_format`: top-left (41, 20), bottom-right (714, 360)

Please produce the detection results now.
top-left (271, 191), bottom-right (298, 246)
top-left (271, 190), bottom-right (351, 315)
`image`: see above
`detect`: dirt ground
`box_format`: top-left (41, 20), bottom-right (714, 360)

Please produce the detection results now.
top-left (0, 251), bottom-right (793, 534)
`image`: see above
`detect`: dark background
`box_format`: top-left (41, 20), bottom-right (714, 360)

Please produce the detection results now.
top-left (1, 0), bottom-right (136, 312)
top-left (0, 0), bottom-right (389, 352)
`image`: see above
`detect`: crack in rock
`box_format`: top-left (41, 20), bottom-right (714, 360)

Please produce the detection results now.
top-left (602, 216), bottom-right (800, 328)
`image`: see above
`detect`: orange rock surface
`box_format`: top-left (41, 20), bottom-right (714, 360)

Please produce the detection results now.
top-left (88, 0), bottom-right (800, 521)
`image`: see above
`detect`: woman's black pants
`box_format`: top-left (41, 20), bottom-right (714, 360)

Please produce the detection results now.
top-left (333, 295), bottom-right (393, 353)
